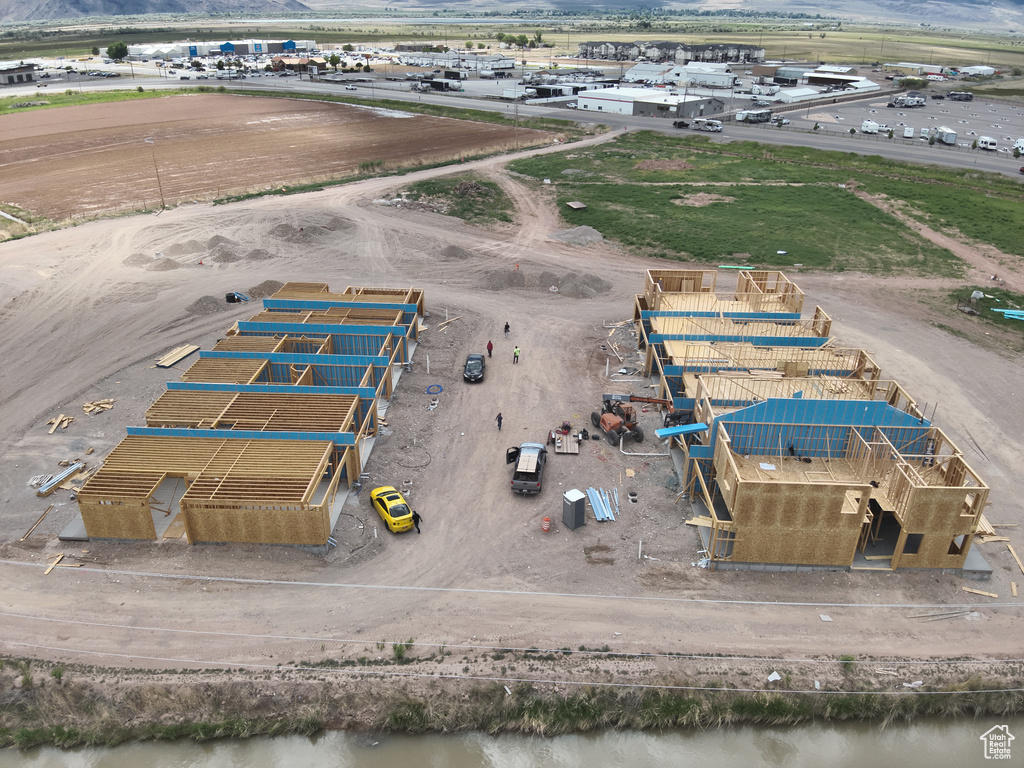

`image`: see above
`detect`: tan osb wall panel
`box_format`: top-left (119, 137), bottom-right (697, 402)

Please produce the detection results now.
top-left (902, 486), bottom-right (982, 533)
top-left (79, 500), bottom-right (157, 540)
top-left (729, 483), bottom-right (864, 566)
top-left (182, 503), bottom-right (330, 546)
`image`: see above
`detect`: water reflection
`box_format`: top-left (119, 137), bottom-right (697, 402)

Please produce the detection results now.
top-left (4, 717), bottom-right (1021, 768)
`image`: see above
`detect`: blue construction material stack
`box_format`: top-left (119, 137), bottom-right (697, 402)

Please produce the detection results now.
top-left (586, 487), bottom-right (616, 521)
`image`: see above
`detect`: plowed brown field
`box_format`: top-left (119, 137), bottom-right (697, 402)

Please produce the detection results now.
top-left (0, 93), bottom-right (546, 221)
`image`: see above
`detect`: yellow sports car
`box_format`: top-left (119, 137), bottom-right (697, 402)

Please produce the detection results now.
top-left (370, 486), bottom-right (415, 533)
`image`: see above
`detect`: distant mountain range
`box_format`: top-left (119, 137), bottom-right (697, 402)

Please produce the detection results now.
top-left (0, 0), bottom-right (311, 23)
top-left (1, 0), bottom-right (1023, 32)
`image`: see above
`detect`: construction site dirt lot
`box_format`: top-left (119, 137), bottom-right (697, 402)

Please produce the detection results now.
top-left (0, 125), bottom-right (1023, 700)
top-left (0, 93), bottom-right (545, 222)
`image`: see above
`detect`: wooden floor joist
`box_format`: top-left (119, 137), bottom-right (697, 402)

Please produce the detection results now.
top-left (156, 344), bottom-right (200, 368)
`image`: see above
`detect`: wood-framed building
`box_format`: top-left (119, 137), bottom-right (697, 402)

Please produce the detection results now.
top-left (690, 417), bottom-right (988, 571)
top-left (74, 283), bottom-right (425, 551)
top-left (632, 269), bottom-right (991, 573)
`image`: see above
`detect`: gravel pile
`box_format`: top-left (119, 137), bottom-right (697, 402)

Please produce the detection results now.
top-left (246, 280), bottom-right (285, 300)
top-left (186, 295), bottom-right (227, 315)
top-left (549, 226), bottom-right (604, 246)
top-left (147, 258), bottom-right (181, 271)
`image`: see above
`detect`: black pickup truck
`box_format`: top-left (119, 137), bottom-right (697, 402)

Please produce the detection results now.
top-left (505, 443), bottom-right (547, 495)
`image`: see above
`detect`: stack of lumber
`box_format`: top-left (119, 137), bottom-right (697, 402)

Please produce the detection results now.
top-left (685, 515), bottom-right (714, 528)
top-left (46, 414), bottom-right (73, 434)
top-left (975, 515), bottom-right (1011, 542)
top-left (82, 399), bottom-right (114, 414)
top-left (156, 344), bottom-right (200, 368)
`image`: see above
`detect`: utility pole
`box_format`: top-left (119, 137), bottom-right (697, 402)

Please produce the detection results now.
top-left (145, 138), bottom-right (166, 210)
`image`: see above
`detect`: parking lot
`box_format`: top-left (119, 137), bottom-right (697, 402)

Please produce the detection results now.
top-left (786, 91), bottom-right (1024, 156)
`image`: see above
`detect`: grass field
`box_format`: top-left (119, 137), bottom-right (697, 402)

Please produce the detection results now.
top-left (508, 131), bottom-right (1024, 275)
top-left (949, 286), bottom-right (1024, 330)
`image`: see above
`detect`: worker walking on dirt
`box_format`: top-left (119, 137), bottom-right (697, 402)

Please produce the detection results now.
top-left (504, 322), bottom-right (510, 338)
top-left (496, 412), bottom-right (503, 431)
top-left (513, 346), bottom-right (520, 364)
top-left (411, 511), bottom-right (422, 534)
top-left (486, 340), bottom-right (493, 358)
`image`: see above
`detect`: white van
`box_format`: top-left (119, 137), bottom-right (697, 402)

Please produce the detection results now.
top-left (903, 126), bottom-right (914, 138)
top-left (978, 136), bottom-right (997, 150)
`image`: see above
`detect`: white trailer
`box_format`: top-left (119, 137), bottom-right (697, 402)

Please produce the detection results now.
top-left (691, 118), bottom-right (723, 132)
top-left (903, 126), bottom-right (914, 138)
top-left (936, 126), bottom-right (957, 145)
top-left (978, 136), bottom-right (997, 150)
top-left (861, 120), bottom-right (879, 135)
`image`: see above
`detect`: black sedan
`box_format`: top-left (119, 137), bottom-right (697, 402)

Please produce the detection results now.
top-left (463, 353), bottom-right (485, 382)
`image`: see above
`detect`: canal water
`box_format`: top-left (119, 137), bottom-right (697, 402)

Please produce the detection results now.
top-left (3, 717), bottom-right (1021, 767)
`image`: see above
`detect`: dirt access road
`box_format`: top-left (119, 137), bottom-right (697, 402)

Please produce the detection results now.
top-left (1, 130), bottom-right (1023, 689)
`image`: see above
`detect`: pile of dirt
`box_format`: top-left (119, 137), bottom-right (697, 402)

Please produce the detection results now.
top-left (147, 258), bottom-right (181, 271)
top-left (246, 280), bottom-right (285, 300)
top-left (210, 245), bottom-right (241, 263)
top-left (268, 222), bottom-right (332, 244)
top-left (186, 295), bottom-right (228, 315)
top-left (673, 193), bottom-right (735, 207)
top-left (476, 269), bottom-right (528, 291)
top-left (207, 235), bottom-right (237, 249)
top-left (635, 159), bottom-right (695, 171)
top-left (440, 245), bottom-right (474, 261)
top-left (122, 253), bottom-right (153, 267)
top-left (549, 226), bottom-right (604, 246)
top-left (243, 248), bottom-right (275, 261)
top-left (558, 272), bottom-right (613, 299)
top-left (322, 216), bottom-right (352, 232)
top-left (164, 239), bottom-right (205, 257)
top-left (476, 268), bottom-right (611, 299)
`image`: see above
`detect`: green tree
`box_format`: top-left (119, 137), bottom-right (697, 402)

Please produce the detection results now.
top-left (106, 41), bottom-right (128, 61)
top-left (533, 31), bottom-right (543, 45)
top-left (466, 41), bottom-right (473, 49)
top-left (342, 43), bottom-right (354, 52)
top-left (495, 32), bottom-right (506, 43)
top-left (91, 47), bottom-right (99, 56)
top-left (516, 34), bottom-right (529, 49)
top-left (216, 60), bottom-right (225, 70)
top-left (329, 53), bottom-right (340, 71)
top-left (477, 43), bottom-right (486, 50)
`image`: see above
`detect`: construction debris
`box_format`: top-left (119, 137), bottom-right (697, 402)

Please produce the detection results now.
top-left (46, 414), bottom-right (73, 433)
top-left (156, 344), bottom-right (200, 368)
top-left (20, 505), bottom-right (54, 541)
top-left (82, 399), bottom-right (114, 414)
top-left (962, 586), bottom-right (998, 599)
top-left (36, 462), bottom-right (85, 497)
top-left (1008, 544), bottom-right (1024, 577)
